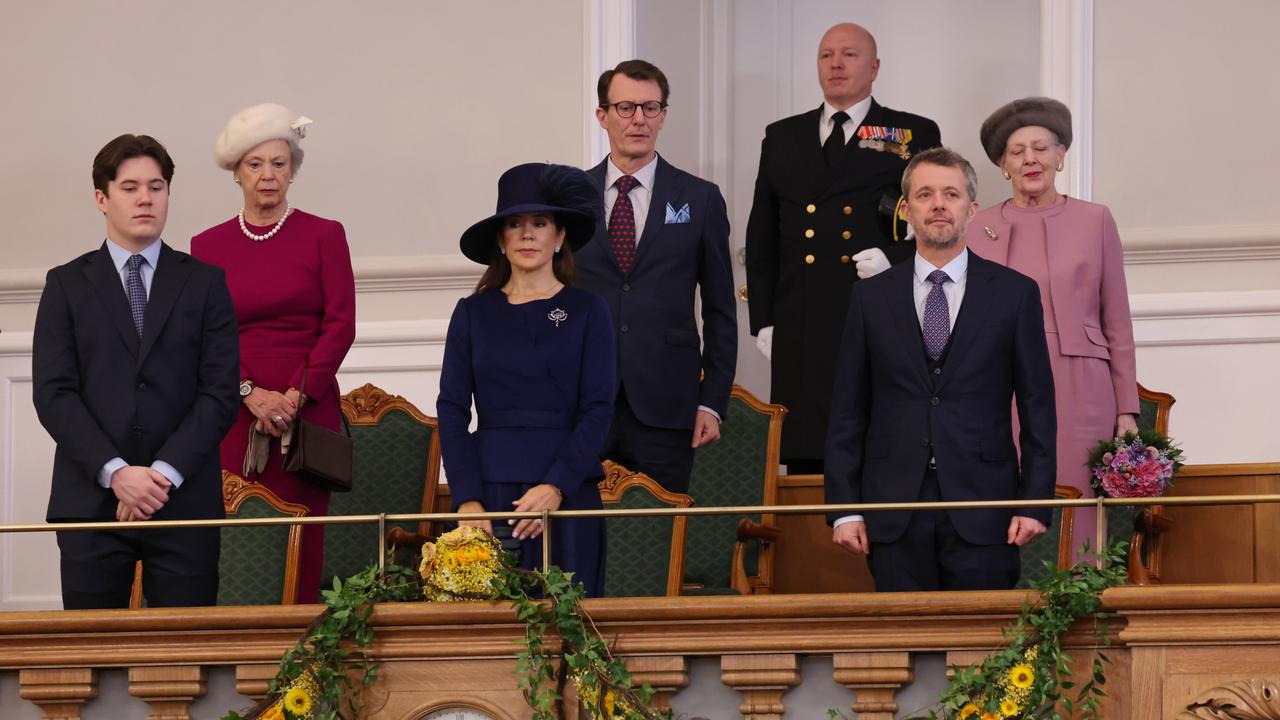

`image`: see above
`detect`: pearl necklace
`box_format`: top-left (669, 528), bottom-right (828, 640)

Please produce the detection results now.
top-left (238, 204), bottom-right (293, 242)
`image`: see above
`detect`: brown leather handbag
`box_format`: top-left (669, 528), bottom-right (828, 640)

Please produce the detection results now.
top-left (282, 366), bottom-right (353, 492)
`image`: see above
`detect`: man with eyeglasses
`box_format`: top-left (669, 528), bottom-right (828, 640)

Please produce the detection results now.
top-left (576, 59), bottom-right (737, 494)
top-left (745, 22), bottom-right (941, 477)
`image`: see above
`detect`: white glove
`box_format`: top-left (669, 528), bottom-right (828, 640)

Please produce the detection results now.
top-left (851, 248), bottom-right (891, 279)
top-left (756, 326), bottom-right (773, 361)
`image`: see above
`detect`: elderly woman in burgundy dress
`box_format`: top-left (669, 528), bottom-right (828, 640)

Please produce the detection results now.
top-left (191, 103), bottom-right (356, 602)
top-left (964, 97), bottom-right (1139, 562)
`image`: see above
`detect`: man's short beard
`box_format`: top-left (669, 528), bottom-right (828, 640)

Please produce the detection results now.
top-left (917, 227), bottom-right (963, 249)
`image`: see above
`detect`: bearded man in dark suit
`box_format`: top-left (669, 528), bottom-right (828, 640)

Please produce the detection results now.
top-left (825, 147), bottom-right (1056, 591)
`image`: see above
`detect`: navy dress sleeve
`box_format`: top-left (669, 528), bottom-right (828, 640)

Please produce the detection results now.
top-left (437, 298), bottom-right (484, 509)
top-left (542, 295), bottom-right (616, 495)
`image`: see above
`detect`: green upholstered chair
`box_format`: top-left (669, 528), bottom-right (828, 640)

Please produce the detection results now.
top-left (324, 384), bottom-right (441, 584)
top-left (680, 385), bottom-right (786, 595)
top-left (1016, 484), bottom-right (1081, 589)
top-left (129, 471), bottom-right (306, 607)
top-left (599, 461), bottom-right (691, 597)
top-left (217, 472), bottom-right (307, 605)
top-left (1120, 383), bottom-right (1176, 584)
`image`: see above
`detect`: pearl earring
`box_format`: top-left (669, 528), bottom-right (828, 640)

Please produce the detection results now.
top-left (234, 178), bottom-right (241, 184)
top-left (1003, 171), bottom-right (1011, 180)
top-left (555, 245), bottom-right (562, 254)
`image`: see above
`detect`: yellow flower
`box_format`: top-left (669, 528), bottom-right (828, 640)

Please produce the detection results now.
top-left (999, 698), bottom-right (1020, 717)
top-left (958, 703), bottom-right (981, 719)
top-left (260, 704), bottom-right (285, 720)
top-left (602, 689), bottom-right (616, 717)
top-left (981, 713), bottom-right (997, 720)
top-left (284, 683), bottom-right (313, 717)
top-left (1009, 663), bottom-right (1035, 689)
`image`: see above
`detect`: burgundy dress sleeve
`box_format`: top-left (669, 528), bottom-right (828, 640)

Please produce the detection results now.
top-left (288, 221), bottom-right (356, 397)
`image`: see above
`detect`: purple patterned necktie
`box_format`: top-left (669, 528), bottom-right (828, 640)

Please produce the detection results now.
top-left (608, 174), bottom-right (639, 272)
top-left (922, 269), bottom-right (950, 360)
top-left (125, 254), bottom-right (147, 337)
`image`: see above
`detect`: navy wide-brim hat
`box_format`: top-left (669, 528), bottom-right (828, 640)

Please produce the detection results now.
top-left (459, 163), bottom-right (603, 265)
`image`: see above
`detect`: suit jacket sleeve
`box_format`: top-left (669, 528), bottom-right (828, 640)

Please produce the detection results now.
top-left (1098, 207), bottom-right (1140, 415)
top-left (744, 134), bottom-right (778, 334)
top-left (154, 270), bottom-right (241, 479)
top-left (32, 269), bottom-right (121, 480)
top-left (542, 296), bottom-right (617, 495)
top-left (288, 222), bottom-right (357, 396)
top-left (824, 281), bottom-right (872, 523)
top-left (697, 185), bottom-right (737, 417)
top-left (437, 298), bottom-right (483, 509)
top-left (1012, 279), bottom-right (1057, 524)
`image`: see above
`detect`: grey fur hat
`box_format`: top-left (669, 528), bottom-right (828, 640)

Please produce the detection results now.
top-left (978, 96), bottom-right (1072, 165)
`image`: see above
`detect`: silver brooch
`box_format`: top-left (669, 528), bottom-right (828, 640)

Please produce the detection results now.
top-left (548, 308), bottom-right (568, 327)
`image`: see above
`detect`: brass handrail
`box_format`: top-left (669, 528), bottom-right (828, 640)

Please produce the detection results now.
top-left (1, 493), bottom-right (1278, 534)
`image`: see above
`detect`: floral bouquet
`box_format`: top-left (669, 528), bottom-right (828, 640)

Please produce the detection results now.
top-left (956, 646), bottom-right (1038, 719)
top-left (1087, 430), bottom-right (1184, 498)
top-left (419, 525), bottom-right (507, 601)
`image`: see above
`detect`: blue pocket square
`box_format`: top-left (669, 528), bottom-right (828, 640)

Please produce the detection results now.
top-left (665, 202), bottom-right (692, 224)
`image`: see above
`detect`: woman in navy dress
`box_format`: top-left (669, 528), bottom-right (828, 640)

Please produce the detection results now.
top-left (438, 163), bottom-right (613, 596)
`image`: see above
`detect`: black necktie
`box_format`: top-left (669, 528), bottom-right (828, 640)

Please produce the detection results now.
top-left (824, 110), bottom-right (850, 167)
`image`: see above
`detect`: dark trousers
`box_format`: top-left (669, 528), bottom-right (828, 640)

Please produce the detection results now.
top-left (57, 526), bottom-right (220, 609)
top-left (867, 468), bottom-right (1020, 592)
top-left (600, 388), bottom-right (696, 493)
top-left (784, 459), bottom-right (824, 475)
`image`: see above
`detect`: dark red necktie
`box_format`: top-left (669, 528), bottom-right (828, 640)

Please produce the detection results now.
top-left (608, 175), bottom-right (639, 272)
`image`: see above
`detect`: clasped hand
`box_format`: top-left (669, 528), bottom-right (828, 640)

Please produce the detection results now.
top-left (244, 387), bottom-right (300, 437)
top-left (457, 484), bottom-right (564, 540)
top-left (113, 465), bottom-right (172, 521)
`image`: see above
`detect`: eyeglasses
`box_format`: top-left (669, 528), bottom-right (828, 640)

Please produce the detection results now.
top-left (602, 100), bottom-right (668, 118)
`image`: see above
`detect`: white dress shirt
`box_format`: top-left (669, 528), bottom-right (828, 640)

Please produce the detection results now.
top-left (604, 154), bottom-right (659, 244)
top-left (819, 96), bottom-right (873, 146)
top-left (834, 249), bottom-right (970, 528)
top-left (99, 238), bottom-right (185, 490)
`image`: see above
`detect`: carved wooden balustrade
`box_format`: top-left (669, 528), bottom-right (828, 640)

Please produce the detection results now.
top-left (3, 584), bottom-right (1280, 719)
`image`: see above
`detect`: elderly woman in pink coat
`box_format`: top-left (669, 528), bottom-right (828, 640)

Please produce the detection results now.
top-left (964, 97), bottom-right (1138, 562)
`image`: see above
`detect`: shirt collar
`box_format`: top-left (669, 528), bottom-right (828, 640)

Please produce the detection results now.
top-left (914, 247), bottom-right (969, 284)
top-left (822, 96), bottom-right (873, 129)
top-left (605, 153), bottom-right (659, 191)
top-left (106, 237), bottom-right (163, 273)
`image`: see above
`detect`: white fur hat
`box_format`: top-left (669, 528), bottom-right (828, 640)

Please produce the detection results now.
top-left (213, 103), bottom-right (312, 170)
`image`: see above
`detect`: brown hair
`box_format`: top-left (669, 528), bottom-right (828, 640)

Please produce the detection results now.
top-left (474, 214), bottom-right (578, 294)
top-left (92, 134), bottom-right (175, 195)
top-left (596, 59), bottom-right (670, 106)
top-left (901, 146), bottom-right (978, 201)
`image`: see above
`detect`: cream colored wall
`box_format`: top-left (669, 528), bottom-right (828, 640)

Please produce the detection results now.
top-left (0, 0), bottom-right (591, 329)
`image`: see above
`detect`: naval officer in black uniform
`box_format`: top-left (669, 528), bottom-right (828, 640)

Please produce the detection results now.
top-left (745, 22), bottom-right (941, 474)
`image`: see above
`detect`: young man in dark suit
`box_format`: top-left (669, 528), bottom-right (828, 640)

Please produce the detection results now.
top-left (824, 147), bottom-right (1056, 591)
top-left (576, 60), bottom-right (737, 494)
top-left (746, 22), bottom-right (942, 474)
top-left (33, 134), bottom-right (240, 608)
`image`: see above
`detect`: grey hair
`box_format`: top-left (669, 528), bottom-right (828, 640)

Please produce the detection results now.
top-left (901, 146), bottom-right (978, 201)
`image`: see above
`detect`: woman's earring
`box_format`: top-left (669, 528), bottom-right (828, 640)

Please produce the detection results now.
top-left (234, 178), bottom-right (241, 185)
top-left (1056, 162), bottom-right (1064, 172)
top-left (1003, 171), bottom-right (1011, 180)
top-left (555, 245), bottom-right (562, 254)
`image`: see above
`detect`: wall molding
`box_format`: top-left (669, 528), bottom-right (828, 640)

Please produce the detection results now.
top-left (1040, 0), bottom-right (1094, 200)
top-left (584, 0), bottom-right (636, 165)
top-left (1122, 224), bottom-right (1280, 265)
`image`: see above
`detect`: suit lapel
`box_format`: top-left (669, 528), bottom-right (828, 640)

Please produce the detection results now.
top-left (935, 252), bottom-right (994, 392)
top-left (137, 243), bottom-right (192, 366)
top-left (888, 261), bottom-right (930, 388)
top-left (83, 243), bottom-right (141, 357)
top-left (793, 106), bottom-right (828, 195)
top-left (632, 155), bottom-right (677, 273)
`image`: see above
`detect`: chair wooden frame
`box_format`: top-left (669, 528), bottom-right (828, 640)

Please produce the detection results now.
top-left (1130, 383), bottom-right (1176, 585)
top-left (340, 383), bottom-right (442, 543)
top-left (600, 461), bottom-right (693, 597)
top-left (128, 470), bottom-right (307, 608)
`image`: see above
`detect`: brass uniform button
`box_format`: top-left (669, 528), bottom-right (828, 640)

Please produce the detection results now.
top-left (841, 255), bottom-right (851, 264)
top-left (804, 229), bottom-right (815, 239)
top-left (843, 205), bottom-right (853, 215)
top-left (804, 254), bottom-right (815, 264)
top-left (842, 230), bottom-right (852, 240)
top-left (805, 203), bottom-right (816, 214)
